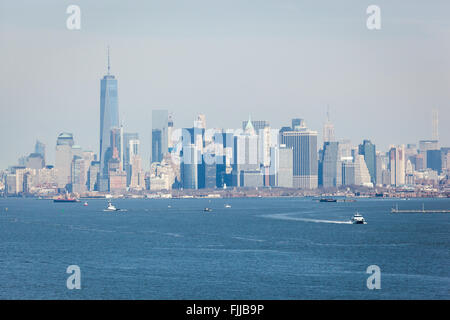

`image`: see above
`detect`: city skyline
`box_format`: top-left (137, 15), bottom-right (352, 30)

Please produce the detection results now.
top-left (1, 1), bottom-right (450, 305)
top-left (1, 1), bottom-right (450, 170)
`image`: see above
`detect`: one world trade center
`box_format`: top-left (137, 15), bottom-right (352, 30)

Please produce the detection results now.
top-left (99, 47), bottom-right (119, 189)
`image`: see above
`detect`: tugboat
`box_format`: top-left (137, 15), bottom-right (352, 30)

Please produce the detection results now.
top-left (204, 207), bottom-right (213, 212)
top-left (351, 212), bottom-right (366, 224)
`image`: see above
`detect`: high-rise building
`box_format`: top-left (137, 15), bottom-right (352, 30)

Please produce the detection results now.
top-left (103, 127), bottom-right (122, 173)
top-left (427, 150), bottom-right (442, 174)
top-left (99, 48), bottom-right (119, 182)
top-left (87, 161), bottom-right (100, 191)
top-left (258, 126), bottom-right (278, 186)
top-left (405, 160), bottom-right (415, 185)
top-left (358, 140), bottom-right (376, 185)
top-left (432, 108), bottom-right (439, 141)
top-left (280, 120), bottom-right (318, 189)
top-left (341, 159), bottom-right (355, 186)
top-left (109, 170), bottom-right (127, 193)
top-left (123, 132), bottom-right (139, 185)
top-left (233, 118), bottom-right (260, 187)
top-left (322, 108), bottom-right (335, 143)
top-left (273, 145), bottom-right (293, 188)
top-left (198, 153), bottom-right (217, 189)
top-left (55, 132), bottom-right (74, 189)
top-left (375, 151), bottom-right (386, 186)
top-left (168, 114), bottom-right (174, 151)
top-left (129, 154), bottom-right (145, 190)
top-left (181, 144), bottom-right (200, 189)
top-left (354, 155), bottom-right (373, 187)
top-left (194, 114), bottom-right (206, 129)
top-left (291, 118), bottom-right (305, 131)
top-left (71, 155), bottom-right (86, 194)
top-left (26, 153), bottom-right (45, 170)
top-left (319, 141), bottom-right (341, 188)
top-left (338, 139), bottom-right (352, 159)
top-left (152, 109), bottom-right (169, 163)
top-left (241, 119), bottom-right (269, 133)
top-left (389, 145), bottom-right (406, 186)
top-left (441, 148), bottom-right (450, 174)
top-left (34, 140), bottom-right (46, 164)
top-left (419, 140), bottom-right (439, 168)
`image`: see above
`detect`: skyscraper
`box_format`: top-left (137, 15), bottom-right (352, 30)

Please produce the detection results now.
top-left (322, 107), bottom-right (335, 143)
top-left (354, 155), bottom-right (372, 187)
top-left (419, 140), bottom-right (439, 168)
top-left (241, 119), bottom-right (269, 132)
top-left (55, 132), bottom-right (74, 189)
top-left (233, 117), bottom-right (260, 187)
top-left (341, 159), bottom-right (355, 186)
top-left (432, 108), bottom-right (439, 141)
top-left (281, 120), bottom-right (318, 189)
top-left (358, 140), bottom-right (376, 185)
top-left (375, 151), bottom-right (385, 187)
top-left (123, 132), bottom-right (139, 185)
top-left (273, 145), bottom-right (293, 188)
top-left (152, 109), bottom-right (169, 163)
top-left (426, 150), bottom-right (442, 174)
top-left (26, 153), bottom-right (45, 170)
top-left (99, 48), bottom-right (119, 181)
top-left (319, 141), bottom-right (341, 188)
top-left (291, 118), bottom-right (305, 131)
top-left (71, 155), bottom-right (86, 194)
top-left (389, 145), bottom-right (406, 186)
top-left (168, 114), bottom-right (174, 152)
top-left (34, 140), bottom-right (46, 164)
top-left (181, 144), bottom-right (200, 189)
top-left (87, 161), bottom-right (100, 191)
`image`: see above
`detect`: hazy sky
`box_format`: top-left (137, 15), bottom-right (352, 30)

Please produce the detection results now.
top-left (1, 0), bottom-right (449, 170)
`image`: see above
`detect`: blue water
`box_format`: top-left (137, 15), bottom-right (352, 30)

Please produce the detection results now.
top-left (0, 197), bottom-right (449, 299)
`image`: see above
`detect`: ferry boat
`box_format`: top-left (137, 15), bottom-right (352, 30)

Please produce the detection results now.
top-left (351, 212), bottom-right (366, 224)
top-left (319, 198), bottom-right (337, 203)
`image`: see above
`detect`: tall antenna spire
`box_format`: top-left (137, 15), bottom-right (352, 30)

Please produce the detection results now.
top-left (107, 45), bottom-right (110, 75)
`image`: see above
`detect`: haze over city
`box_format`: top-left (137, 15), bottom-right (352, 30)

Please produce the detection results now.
top-left (1, 0), bottom-right (449, 170)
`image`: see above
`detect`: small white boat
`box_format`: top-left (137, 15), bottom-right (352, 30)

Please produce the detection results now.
top-left (83, 202), bottom-right (88, 206)
top-left (351, 212), bottom-right (366, 224)
top-left (104, 202), bottom-right (120, 212)
top-left (224, 204), bottom-right (231, 208)
top-left (204, 207), bottom-right (213, 212)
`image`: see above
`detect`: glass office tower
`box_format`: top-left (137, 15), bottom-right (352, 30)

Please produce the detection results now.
top-left (99, 58), bottom-right (119, 179)
top-left (358, 140), bottom-right (376, 185)
top-left (281, 121), bottom-right (318, 189)
top-left (320, 141), bottom-right (342, 188)
top-left (152, 110), bottom-right (169, 163)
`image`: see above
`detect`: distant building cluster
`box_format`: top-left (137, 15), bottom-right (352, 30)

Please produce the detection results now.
top-left (1, 58), bottom-right (449, 197)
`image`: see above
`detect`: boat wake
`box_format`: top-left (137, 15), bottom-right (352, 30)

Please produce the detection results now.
top-left (262, 213), bottom-right (352, 224)
top-left (232, 236), bottom-right (265, 242)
